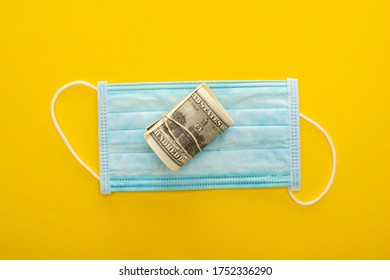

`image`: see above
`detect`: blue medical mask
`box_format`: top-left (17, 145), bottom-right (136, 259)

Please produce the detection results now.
top-left (51, 79), bottom-right (336, 206)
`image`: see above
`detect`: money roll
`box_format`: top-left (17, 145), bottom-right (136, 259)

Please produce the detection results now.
top-left (144, 83), bottom-right (234, 172)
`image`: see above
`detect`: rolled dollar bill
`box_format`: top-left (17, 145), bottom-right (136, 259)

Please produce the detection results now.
top-left (144, 83), bottom-right (234, 172)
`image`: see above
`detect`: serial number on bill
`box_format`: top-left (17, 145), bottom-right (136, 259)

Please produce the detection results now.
top-left (211, 266), bottom-right (272, 276)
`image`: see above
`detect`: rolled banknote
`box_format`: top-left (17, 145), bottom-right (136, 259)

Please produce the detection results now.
top-left (144, 83), bottom-right (234, 172)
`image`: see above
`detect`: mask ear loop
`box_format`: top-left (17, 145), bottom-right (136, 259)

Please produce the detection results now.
top-left (288, 113), bottom-right (336, 206)
top-left (50, 81), bottom-right (100, 180)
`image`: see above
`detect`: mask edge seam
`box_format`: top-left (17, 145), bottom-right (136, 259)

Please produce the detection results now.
top-left (98, 81), bottom-right (111, 194)
top-left (287, 78), bottom-right (301, 191)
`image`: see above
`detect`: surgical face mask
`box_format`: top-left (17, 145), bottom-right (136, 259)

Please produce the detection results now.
top-left (51, 79), bottom-right (336, 206)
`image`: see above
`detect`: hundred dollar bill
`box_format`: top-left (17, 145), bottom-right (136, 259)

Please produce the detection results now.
top-left (144, 83), bottom-right (234, 172)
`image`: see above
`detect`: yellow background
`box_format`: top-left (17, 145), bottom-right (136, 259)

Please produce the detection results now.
top-left (1, 0), bottom-right (389, 259)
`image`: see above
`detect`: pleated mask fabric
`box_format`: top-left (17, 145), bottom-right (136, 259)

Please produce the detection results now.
top-left (97, 79), bottom-right (301, 194)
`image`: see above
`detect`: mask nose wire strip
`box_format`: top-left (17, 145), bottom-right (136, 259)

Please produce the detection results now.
top-left (288, 113), bottom-right (337, 206)
top-left (50, 81), bottom-right (100, 181)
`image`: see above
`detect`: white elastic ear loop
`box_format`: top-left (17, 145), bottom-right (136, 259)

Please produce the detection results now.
top-left (288, 113), bottom-right (336, 206)
top-left (50, 81), bottom-right (100, 180)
